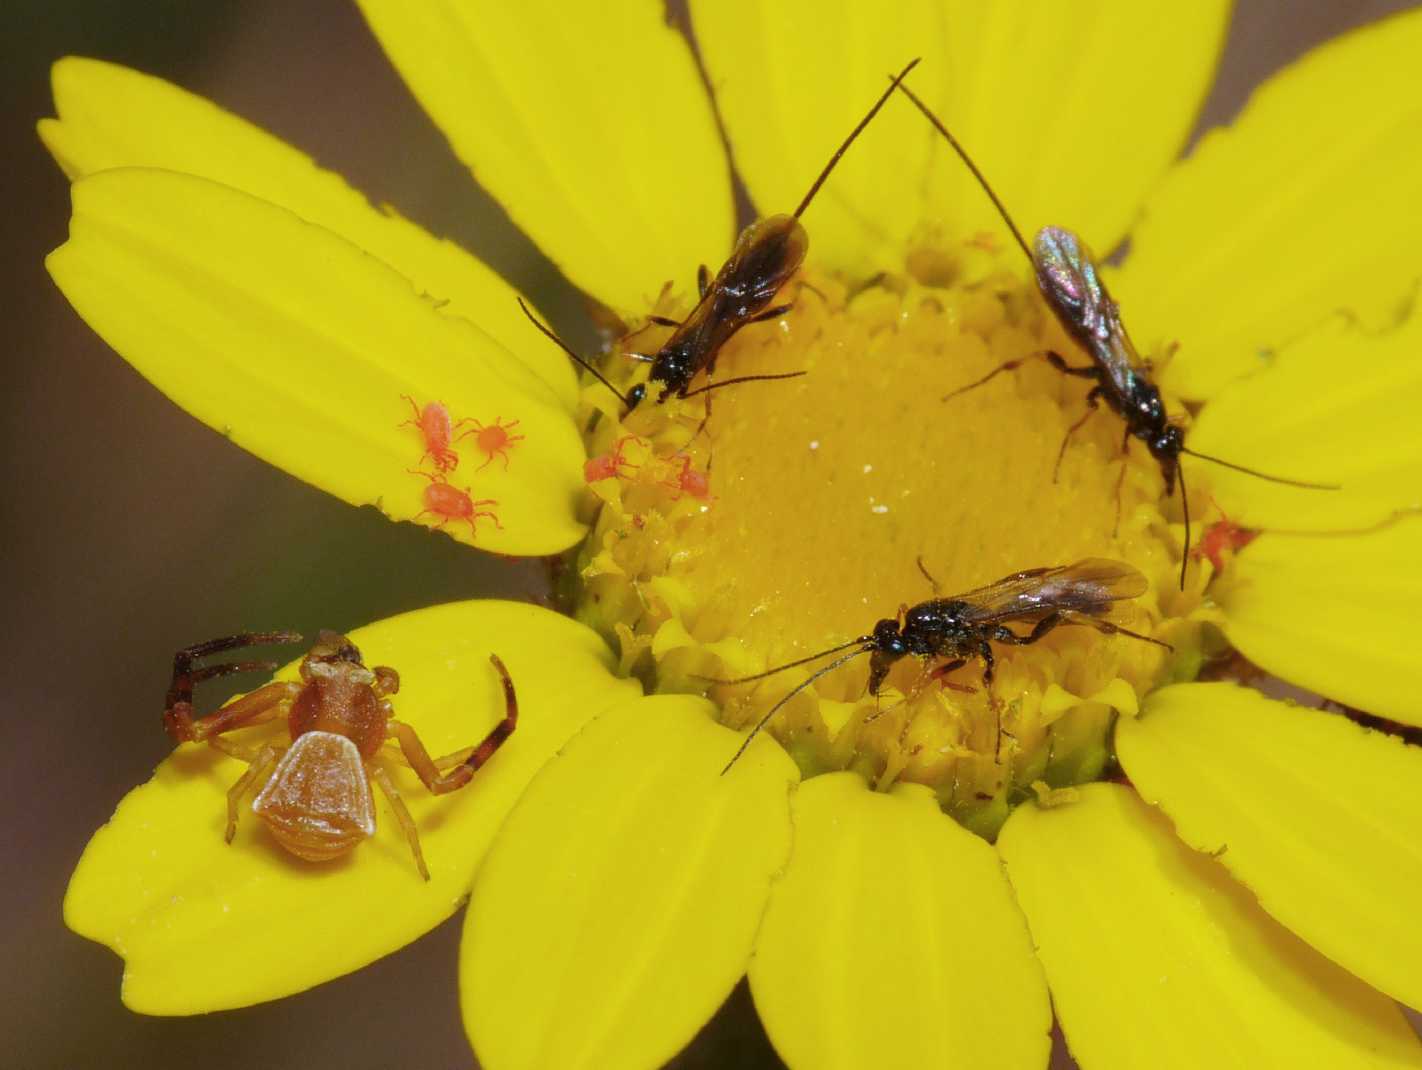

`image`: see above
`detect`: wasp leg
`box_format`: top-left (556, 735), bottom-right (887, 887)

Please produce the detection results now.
top-left (646, 314), bottom-right (681, 328)
top-left (990, 613), bottom-right (1064, 652)
top-left (916, 556), bottom-right (942, 594)
top-left (1112, 427), bottom-right (1132, 536)
top-left (747, 302), bottom-right (793, 324)
top-left (1044, 351), bottom-right (1099, 378)
top-left (928, 658), bottom-right (971, 693)
top-left (1053, 388), bottom-right (1104, 482)
top-left (977, 641), bottom-right (996, 689)
top-left (697, 264), bottom-right (711, 298)
top-left (944, 349), bottom-right (1090, 402)
top-left (1058, 610), bottom-right (1172, 652)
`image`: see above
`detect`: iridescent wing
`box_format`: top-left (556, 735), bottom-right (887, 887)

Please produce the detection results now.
top-left (1033, 226), bottom-right (1143, 398)
top-left (954, 558), bottom-right (1149, 623)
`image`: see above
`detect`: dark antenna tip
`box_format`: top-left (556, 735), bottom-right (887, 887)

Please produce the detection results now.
top-left (792, 57), bottom-right (922, 220)
top-left (1178, 463), bottom-right (1190, 591)
top-left (719, 645), bottom-right (873, 775)
top-left (1180, 447), bottom-right (1341, 490)
top-left (517, 297), bottom-right (631, 409)
top-left (890, 79), bottom-right (1034, 266)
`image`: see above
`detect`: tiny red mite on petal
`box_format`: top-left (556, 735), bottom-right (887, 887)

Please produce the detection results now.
top-left (399, 395), bottom-right (463, 472)
top-left (409, 469), bottom-right (502, 539)
top-left (459, 416), bottom-right (525, 472)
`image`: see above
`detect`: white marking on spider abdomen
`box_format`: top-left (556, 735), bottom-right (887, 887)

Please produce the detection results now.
top-left (253, 730), bottom-right (376, 862)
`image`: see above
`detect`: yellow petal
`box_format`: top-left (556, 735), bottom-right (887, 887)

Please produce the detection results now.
top-left (40, 57), bottom-right (576, 409)
top-left (1187, 314), bottom-right (1421, 530)
top-left (357, 0), bottom-right (733, 316)
top-left (1118, 682), bottom-right (1422, 1010)
top-left (49, 168), bottom-right (584, 555)
top-left (748, 773), bottom-right (1050, 1070)
top-left (1116, 10), bottom-right (1422, 400)
top-left (65, 600), bottom-right (637, 1014)
top-left (691, 0), bottom-right (1226, 271)
top-left (461, 698), bottom-right (798, 1070)
top-left (998, 783), bottom-right (1422, 1069)
top-left (1214, 515), bottom-right (1422, 725)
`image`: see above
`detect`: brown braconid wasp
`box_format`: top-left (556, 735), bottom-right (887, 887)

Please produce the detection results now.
top-left (892, 82), bottom-right (1338, 588)
top-left (163, 630), bottom-right (518, 880)
top-left (522, 58), bottom-right (922, 411)
top-left (716, 558), bottom-right (1168, 772)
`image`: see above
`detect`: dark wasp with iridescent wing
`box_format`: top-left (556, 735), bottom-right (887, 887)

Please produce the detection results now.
top-left (163, 629), bottom-right (518, 880)
top-left (521, 59), bottom-right (923, 411)
top-left (893, 82), bottom-right (1337, 587)
top-left (716, 558), bottom-right (1168, 772)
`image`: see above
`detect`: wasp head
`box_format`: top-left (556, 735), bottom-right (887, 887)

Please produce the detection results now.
top-left (867, 618), bottom-right (908, 695)
top-left (1149, 424), bottom-right (1184, 489)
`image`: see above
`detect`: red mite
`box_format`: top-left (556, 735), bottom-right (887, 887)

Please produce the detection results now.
top-left (662, 453), bottom-right (711, 501)
top-left (163, 630), bottom-right (518, 880)
top-left (1192, 508), bottom-right (1258, 573)
top-left (465, 416), bottom-right (525, 472)
top-left (409, 470), bottom-right (502, 537)
top-left (399, 395), bottom-right (469, 472)
top-left (583, 434), bottom-right (644, 484)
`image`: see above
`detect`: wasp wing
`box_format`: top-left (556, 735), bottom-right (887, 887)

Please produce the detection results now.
top-left (1034, 227), bottom-right (1144, 398)
top-left (954, 558), bottom-right (1148, 624)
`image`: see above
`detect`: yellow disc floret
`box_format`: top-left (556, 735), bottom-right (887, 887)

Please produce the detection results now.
top-left (574, 234), bottom-right (1206, 836)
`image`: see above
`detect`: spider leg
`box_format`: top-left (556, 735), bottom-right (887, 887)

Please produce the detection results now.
top-left (165, 680), bottom-right (302, 744)
top-left (388, 654), bottom-right (518, 795)
top-left (370, 764), bottom-right (430, 880)
top-left (223, 744), bottom-right (280, 844)
top-left (164, 632), bottom-right (302, 743)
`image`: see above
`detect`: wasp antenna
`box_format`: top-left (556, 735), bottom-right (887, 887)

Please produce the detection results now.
top-left (891, 81), bottom-right (1034, 266)
top-left (517, 298), bottom-right (630, 409)
top-left (1178, 462), bottom-right (1191, 591)
top-left (721, 646), bottom-right (872, 775)
top-left (679, 370), bottom-right (808, 400)
top-left (1180, 447), bottom-right (1341, 490)
top-left (793, 57), bottom-right (921, 220)
top-left (700, 637), bottom-right (873, 687)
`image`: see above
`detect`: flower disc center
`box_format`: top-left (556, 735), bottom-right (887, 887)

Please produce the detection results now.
top-left (575, 238), bottom-right (1197, 835)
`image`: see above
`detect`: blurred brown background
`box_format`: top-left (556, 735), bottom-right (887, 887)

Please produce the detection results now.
top-left (2, 2), bottom-right (1414, 1067)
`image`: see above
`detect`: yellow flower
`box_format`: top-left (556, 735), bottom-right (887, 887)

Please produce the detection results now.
top-left (46, 3), bottom-right (1422, 1068)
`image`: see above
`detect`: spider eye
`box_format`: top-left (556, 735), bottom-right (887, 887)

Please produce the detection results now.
top-left (310, 630), bottom-right (363, 665)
